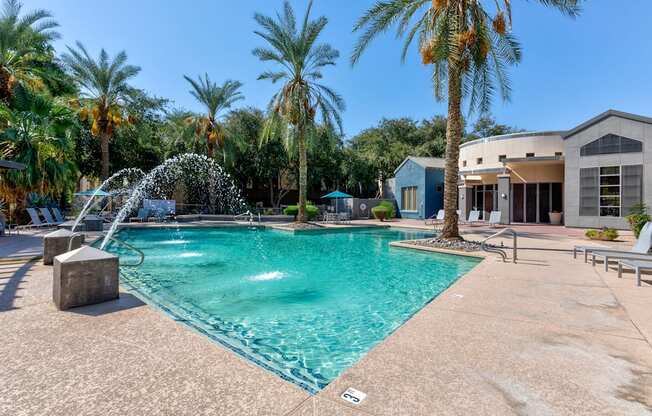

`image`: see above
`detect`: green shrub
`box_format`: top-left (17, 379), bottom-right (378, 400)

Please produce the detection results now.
top-left (585, 228), bottom-right (619, 241)
top-left (371, 205), bottom-right (389, 221)
top-left (625, 203), bottom-right (651, 238)
top-left (283, 205), bottom-right (319, 220)
top-left (378, 200), bottom-right (395, 218)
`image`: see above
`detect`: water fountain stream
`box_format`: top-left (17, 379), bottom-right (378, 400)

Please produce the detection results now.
top-left (100, 153), bottom-right (245, 250)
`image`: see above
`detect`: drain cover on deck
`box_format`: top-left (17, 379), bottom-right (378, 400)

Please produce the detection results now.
top-left (341, 387), bottom-right (367, 405)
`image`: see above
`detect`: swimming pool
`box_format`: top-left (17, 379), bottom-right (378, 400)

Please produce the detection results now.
top-left (108, 226), bottom-right (480, 393)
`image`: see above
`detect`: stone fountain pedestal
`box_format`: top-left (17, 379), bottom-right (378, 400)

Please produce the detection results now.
top-left (43, 229), bottom-right (85, 265)
top-left (53, 246), bottom-right (119, 310)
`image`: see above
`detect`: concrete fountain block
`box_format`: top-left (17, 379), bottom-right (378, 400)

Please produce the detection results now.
top-left (43, 229), bottom-right (85, 265)
top-left (53, 246), bottom-right (119, 310)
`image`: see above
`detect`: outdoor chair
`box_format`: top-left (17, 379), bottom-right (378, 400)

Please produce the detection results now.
top-left (573, 222), bottom-right (652, 263)
top-left (52, 207), bottom-right (66, 223)
top-left (488, 211), bottom-right (502, 228)
top-left (39, 208), bottom-right (62, 226)
top-left (425, 209), bottom-right (444, 226)
top-left (129, 208), bottom-right (150, 223)
top-left (24, 208), bottom-right (49, 228)
top-left (467, 210), bottom-right (481, 225)
top-left (618, 258), bottom-right (652, 287)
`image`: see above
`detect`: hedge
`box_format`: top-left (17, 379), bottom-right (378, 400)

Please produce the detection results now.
top-left (283, 205), bottom-right (319, 220)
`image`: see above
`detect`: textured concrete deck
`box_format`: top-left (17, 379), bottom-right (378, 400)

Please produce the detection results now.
top-left (1, 223), bottom-right (651, 415)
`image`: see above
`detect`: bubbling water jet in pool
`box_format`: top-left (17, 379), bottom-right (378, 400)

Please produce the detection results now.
top-left (100, 153), bottom-right (246, 249)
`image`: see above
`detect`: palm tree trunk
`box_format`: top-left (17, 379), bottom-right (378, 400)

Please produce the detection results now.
top-left (207, 140), bottom-right (214, 159)
top-left (0, 67), bottom-right (11, 103)
top-left (441, 64), bottom-right (463, 240)
top-left (100, 132), bottom-right (110, 180)
top-left (297, 126), bottom-right (308, 223)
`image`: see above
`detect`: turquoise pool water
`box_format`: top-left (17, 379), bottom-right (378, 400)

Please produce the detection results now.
top-left (107, 226), bottom-right (480, 393)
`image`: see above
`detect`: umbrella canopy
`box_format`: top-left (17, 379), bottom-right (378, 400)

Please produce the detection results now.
top-left (74, 188), bottom-right (112, 197)
top-left (321, 190), bottom-right (353, 199)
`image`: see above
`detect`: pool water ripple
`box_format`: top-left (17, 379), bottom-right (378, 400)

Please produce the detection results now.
top-left (109, 227), bottom-right (480, 393)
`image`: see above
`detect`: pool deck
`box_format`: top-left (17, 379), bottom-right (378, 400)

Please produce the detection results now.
top-left (2, 221), bottom-right (652, 415)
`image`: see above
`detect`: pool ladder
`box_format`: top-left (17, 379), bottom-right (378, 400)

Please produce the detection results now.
top-left (68, 232), bottom-right (145, 267)
top-left (481, 228), bottom-right (518, 263)
top-left (234, 211), bottom-right (261, 225)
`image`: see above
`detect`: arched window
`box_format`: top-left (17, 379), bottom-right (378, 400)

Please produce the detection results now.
top-left (580, 134), bottom-right (642, 156)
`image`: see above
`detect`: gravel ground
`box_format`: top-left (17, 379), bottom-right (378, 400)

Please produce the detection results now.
top-left (404, 237), bottom-right (492, 252)
top-left (280, 222), bottom-right (324, 230)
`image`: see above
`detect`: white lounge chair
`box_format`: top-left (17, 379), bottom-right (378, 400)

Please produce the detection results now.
top-left (488, 211), bottom-right (502, 228)
top-left (425, 209), bottom-right (445, 225)
top-left (39, 208), bottom-right (62, 226)
top-left (52, 207), bottom-right (66, 223)
top-left (467, 210), bottom-right (481, 225)
top-left (25, 208), bottom-right (48, 228)
top-left (574, 222), bottom-right (652, 263)
top-left (618, 259), bottom-right (652, 287)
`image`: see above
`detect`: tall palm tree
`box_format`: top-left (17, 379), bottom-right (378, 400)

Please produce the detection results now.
top-left (183, 74), bottom-right (244, 163)
top-left (62, 41), bottom-right (140, 179)
top-left (352, 0), bottom-right (580, 239)
top-left (0, 0), bottom-right (60, 102)
top-left (253, 0), bottom-right (345, 222)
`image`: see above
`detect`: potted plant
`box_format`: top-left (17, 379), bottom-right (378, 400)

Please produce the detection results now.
top-left (549, 211), bottom-right (563, 225)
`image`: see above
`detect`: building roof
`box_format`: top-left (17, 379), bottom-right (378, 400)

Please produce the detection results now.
top-left (0, 160), bottom-right (26, 170)
top-left (394, 156), bottom-right (446, 174)
top-left (563, 109), bottom-right (652, 139)
top-left (460, 131), bottom-right (564, 149)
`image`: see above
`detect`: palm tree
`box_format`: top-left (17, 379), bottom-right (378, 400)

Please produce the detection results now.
top-left (0, 0), bottom-right (60, 102)
top-left (0, 84), bottom-right (78, 204)
top-left (352, 0), bottom-right (580, 239)
top-left (62, 41), bottom-right (140, 179)
top-left (183, 74), bottom-right (244, 163)
top-left (253, 0), bottom-right (345, 222)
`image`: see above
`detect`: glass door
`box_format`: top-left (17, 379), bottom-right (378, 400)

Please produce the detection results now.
top-left (512, 184), bottom-right (524, 222)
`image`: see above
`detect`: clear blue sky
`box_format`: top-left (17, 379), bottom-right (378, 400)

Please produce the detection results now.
top-left (31, 0), bottom-right (652, 139)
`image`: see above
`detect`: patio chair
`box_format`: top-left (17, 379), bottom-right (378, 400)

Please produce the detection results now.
top-left (24, 208), bottom-right (48, 228)
top-left (488, 211), bottom-right (502, 228)
top-left (51, 207), bottom-right (66, 223)
top-left (618, 258), bottom-right (652, 287)
top-left (129, 208), bottom-right (150, 223)
top-left (573, 222), bottom-right (652, 263)
top-left (425, 209), bottom-right (445, 226)
top-left (39, 208), bottom-right (62, 226)
top-left (467, 210), bottom-right (481, 225)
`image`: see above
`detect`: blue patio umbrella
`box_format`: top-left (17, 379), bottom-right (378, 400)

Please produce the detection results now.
top-left (73, 188), bottom-right (112, 197)
top-left (321, 190), bottom-right (353, 215)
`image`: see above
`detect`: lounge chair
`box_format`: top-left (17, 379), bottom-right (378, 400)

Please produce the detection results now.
top-left (39, 208), bottom-right (62, 226)
top-left (488, 211), bottom-right (502, 228)
top-left (467, 210), bottom-right (481, 225)
top-left (425, 209), bottom-right (445, 225)
top-left (618, 259), bottom-right (652, 287)
top-left (25, 208), bottom-right (49, 228)
top-left (574, 222), bottom-right (652, 263)
top-left (129, 208), bottom-right (150, 223)
top-left (51, 207), bottom-right (66, 223)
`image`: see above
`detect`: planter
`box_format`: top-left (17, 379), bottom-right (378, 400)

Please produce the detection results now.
top-left (549, 212), bottom-right (563, 225)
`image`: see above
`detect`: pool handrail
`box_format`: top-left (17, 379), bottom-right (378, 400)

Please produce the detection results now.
top-left (481, 228), bottom-right (518, 263)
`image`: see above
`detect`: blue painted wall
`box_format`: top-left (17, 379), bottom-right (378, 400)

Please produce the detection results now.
top-left (394, 159), bottom-right (445, 219)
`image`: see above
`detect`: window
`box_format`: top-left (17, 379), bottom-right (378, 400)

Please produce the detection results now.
top-left (599, 166), bottom-right (620, 217)
top-left (580, 134), bottom-right (643, 156)
top-left (555, 152), bottom-right (563, 157)
top-left (462, 160), bottom-right (467, 167)
top-left (476, 157), bottom-right (483, 165)
top-left (526, 152), bottom-right (535, 158)
top-left (498, 155), bottom-right (507, 162)
top-left (401, 186), bottom-right (417, 211)
top-left (579, 168), bottom-right (599, 216)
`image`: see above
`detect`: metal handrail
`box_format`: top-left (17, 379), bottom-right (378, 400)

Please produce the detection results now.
top-left (481, 228), bottom-right (518, 263)
top-left (234, 211), bottom-right (255, 225)
top-left (68, 231), bottom-right (145, 267)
